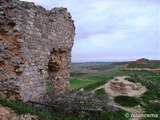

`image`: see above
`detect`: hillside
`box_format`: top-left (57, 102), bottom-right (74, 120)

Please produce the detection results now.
top-left (127, 58), bottom-right (160, 69)
top-left (123, 58), bottom-right (160, 73)
top-left (70, 60), bottom-right (160, 120)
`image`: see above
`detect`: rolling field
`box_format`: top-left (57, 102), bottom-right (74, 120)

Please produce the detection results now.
top-left (70, 60), bottom-right (160, 120)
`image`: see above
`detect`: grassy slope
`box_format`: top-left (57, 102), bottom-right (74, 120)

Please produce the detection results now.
top-left (0, 98), bottom-right (130, 120)
top-left (70, 78), bottom-right (96, 90)
top-left (71, 62), bottom-right (128, 80)
top-left (70, 61), bottom-right (160, 119)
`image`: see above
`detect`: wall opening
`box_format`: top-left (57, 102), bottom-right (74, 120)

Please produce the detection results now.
top-left (47, 58), bottom-right (61, 92)
top-left (48, 60), bottom-right (60, 74)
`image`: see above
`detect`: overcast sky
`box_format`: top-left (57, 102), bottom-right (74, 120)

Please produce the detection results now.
top-left (21, 0), bottom-right (160, 62)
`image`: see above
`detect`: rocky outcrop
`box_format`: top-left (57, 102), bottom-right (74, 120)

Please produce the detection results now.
top-left (0, 0), bottom-right (75, 102)
top-left (104, 76), bottom-right (146, 97)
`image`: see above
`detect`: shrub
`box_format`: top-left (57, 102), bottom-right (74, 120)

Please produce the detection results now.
top-left (114, 96), bottom-right (141, 107)
top-left (94, 88), bottom-right (108, 99)
top-left (124, 77), bottom-right (137, 83)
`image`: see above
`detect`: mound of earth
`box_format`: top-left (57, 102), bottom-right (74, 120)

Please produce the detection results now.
top-left (104, 76), bottom-right (146, 97)
top-left (0, 105), bottom-right (37, 120)
top-left (97, 76), bottom-right (147, 120)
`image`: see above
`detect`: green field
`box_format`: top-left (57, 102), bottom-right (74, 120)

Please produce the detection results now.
top-left (70, 78), bottom-right (96, 90)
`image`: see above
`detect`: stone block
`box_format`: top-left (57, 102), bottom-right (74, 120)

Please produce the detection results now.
top-left (17, 39), bottom-right (24, 43)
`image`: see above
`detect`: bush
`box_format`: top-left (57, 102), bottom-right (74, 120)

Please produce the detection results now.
top-left (114, 96), bottom-right (141, 107)
top-left (94, 88), bottom-right (108, 99)
top-left (124, 77), bottom-right (136, 83)
top-left (0, 98), bottom-right (40, 114)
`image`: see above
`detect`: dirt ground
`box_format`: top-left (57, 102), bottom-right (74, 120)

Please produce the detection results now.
top-left (104, 76), bottom-right (146, 97)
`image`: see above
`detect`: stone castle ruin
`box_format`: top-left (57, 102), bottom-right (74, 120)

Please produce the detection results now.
top-left (0, 0), bottom-right (75, 102)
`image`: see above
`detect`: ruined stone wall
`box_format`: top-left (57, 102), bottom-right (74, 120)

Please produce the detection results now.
top-left (0, 0), bottom-right (75, 102)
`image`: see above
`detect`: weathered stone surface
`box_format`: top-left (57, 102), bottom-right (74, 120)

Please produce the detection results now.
top-left (0, 0), bottom-right (75, 102)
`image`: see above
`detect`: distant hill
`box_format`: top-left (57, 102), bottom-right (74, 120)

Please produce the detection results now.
top-left (71, 62), bottom-right (112, 70)
top-left (71, 62), bottom-right (129, 72)
top-left (71, 59), bottom-right (160, 74)
top-left (127, 58), bottom-right (160, 69)
top-left (124, 58), bottom-right (160, 73)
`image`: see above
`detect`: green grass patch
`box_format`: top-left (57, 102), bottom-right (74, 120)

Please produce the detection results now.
top-left (46, 75), bottom-right (52, 93)
top-left (144, 76), bottom-right (160, 84)
top-left (70, 78), bottom-right (96, 90)
top-left (142, 102), bottom-right (160, 115)
top-left (129, 75), bottom-right (160, 104)
top-left (46, 79), bottom-right (51, 93)
top-left (0, 98), bottom-right (131, 120)
top-left (85, 70), bottom-right (130, 81)
top-left (141, 90), bottom-right (160, 104)
top-left (114, 96), bottom-right (141, 107)
top-left (100, 109), bottom-right (130, 120)
top-left (0, 99), bottom-right (41, 114)
top-left (83, 80), bottom-right (107, 92)
top-left (90, 75), bottom-right (110, 81)
top-left (141, 102), bottom-right (160, 120)
top-left (0, 98), bottom-right (77, 119)
top-left (94, 88), bottom-right (108, 99)
top-left (124, 77), bottom-right (137, 83)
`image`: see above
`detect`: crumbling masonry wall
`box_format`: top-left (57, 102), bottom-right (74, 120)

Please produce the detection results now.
top-left (0, 0), bottom-right (75, 102)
